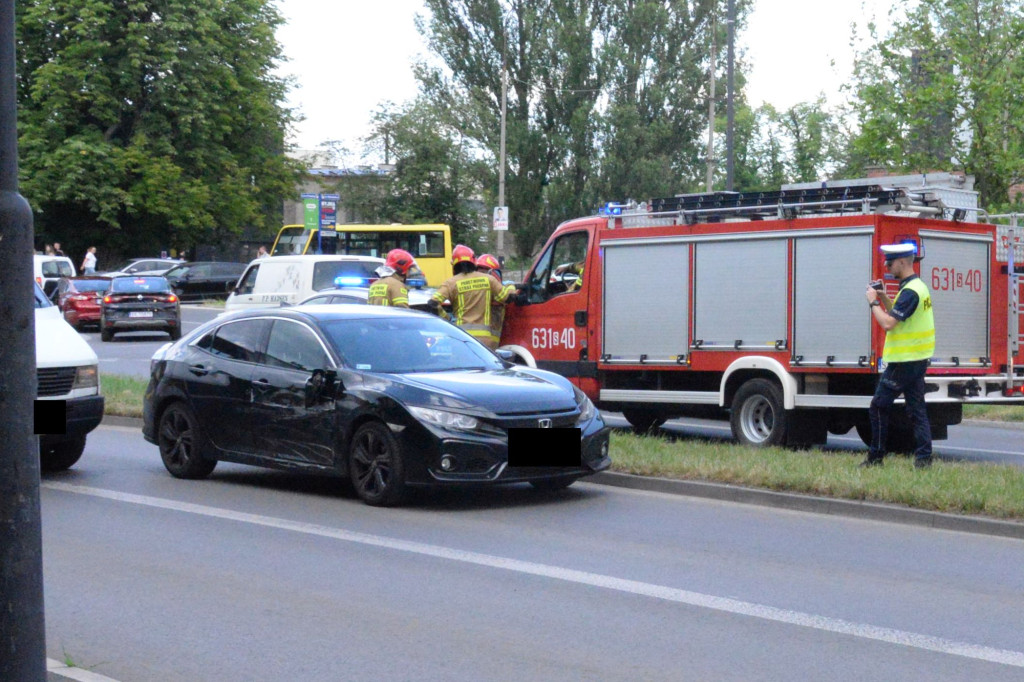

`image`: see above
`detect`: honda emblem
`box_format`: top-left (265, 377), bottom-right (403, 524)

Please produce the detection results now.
top-left (538, 418), bottom-right (552, 428)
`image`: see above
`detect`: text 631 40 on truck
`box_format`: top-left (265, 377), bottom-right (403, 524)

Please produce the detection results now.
top-left (498, 184), bottom-right (1024, 450)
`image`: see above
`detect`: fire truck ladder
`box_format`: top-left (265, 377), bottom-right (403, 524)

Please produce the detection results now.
top-left (604, 185), bottom-right (945, 224)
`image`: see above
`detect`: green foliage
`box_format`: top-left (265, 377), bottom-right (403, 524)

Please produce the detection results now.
top-left (16, 0), bottom-right (303, 255)
top-left (848, 0), bottom-right (1024, 208)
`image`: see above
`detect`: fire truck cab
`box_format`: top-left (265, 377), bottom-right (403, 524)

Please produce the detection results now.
top-left (499, 184), bottom-right (1024, 450)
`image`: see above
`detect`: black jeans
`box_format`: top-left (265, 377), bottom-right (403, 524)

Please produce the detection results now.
top-left (868, 359), bottom-right (932, 462)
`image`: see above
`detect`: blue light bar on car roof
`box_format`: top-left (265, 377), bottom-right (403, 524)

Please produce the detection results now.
top-left (334, 276), bottom-right (366, 287)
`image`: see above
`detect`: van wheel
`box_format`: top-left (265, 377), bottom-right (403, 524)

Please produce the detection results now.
top-left (621, 408), bottom-right (667, 434)
top-left (40, 437), bottom-right (86, 472)
top-left (730, 378), bottom-right (787, 447)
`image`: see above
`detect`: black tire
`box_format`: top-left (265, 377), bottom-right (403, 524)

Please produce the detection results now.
top-left (40, 437), bottom-right (86, 472)
top-left (349, 422), bottom-right (407, 506)
top-left (100, 323), bottom-right (113, 342)
top-left (730, 378), bottom-right (788, 447)
top-left (158, 402), bottom-right (217, 479)
top-left (169, 326), bottom-right (182, 341)
top-left (622, 408), bottom-right (667, 434)
top-left (855, 419), bottom-right (916, 454)
top-left (529, 476), bottom-right (578, 491)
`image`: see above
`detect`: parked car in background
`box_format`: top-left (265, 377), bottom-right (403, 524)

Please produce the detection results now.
top-left (296, 286), bottom-right (434, 311)
top-left (162, 261), bottom-right (247, 301)
top-left (34, 282), bottom-right (103, 471)
top-left (34, 254), bottom-right (76, 300)
top-left (225, 255), bottom-right (384, 312)
top-left (100, 276), bottom-right (181, 342)
top-left (56, 276), bottom-right (112, 330)
top-left (143, 305), bottom-right (611, 506)
top-left (101, 258), bottom-right (183, 278)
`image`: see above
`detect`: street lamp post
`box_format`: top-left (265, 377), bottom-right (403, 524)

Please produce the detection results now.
top-left (497, 65), bottom-right (507, 259)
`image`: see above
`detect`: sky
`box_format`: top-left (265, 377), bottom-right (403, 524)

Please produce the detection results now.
top-left (274, 0), bottom-right (895, 157)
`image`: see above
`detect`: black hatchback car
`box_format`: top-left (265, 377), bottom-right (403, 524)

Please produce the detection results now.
top-left (101, 276), bottom-right (181, 341)
top-left (143, 306), bottom-right (610, 506)
top-left (162, 261), bottom-right (247, 301)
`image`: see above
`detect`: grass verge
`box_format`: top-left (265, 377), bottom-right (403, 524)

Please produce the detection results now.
top-left (611, 432), bottom-right (1024, 521)
top-left (964, 404), bottom-right (1024, 422)
top-left (100, 372), bottom-right (1024, 521)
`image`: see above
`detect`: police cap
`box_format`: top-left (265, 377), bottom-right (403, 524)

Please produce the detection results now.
top-left (880, 243), bottom-right (917, 261)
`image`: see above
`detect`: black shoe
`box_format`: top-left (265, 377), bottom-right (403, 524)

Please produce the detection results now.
top-left (914, 458), bottom-right (933, 469)
top-left (859, 458), bottom-right (883, 468)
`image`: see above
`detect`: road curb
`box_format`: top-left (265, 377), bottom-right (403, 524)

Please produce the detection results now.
top-left (590, 471), bottom-right (1024, 540)
top-left (98, 414), bottom-right (1024, 540)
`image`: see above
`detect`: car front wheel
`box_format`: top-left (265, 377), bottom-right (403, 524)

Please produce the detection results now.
top-left (158, 402), bottom-right (217, 479)
top-left (349, 422), bottom-right (407, 506)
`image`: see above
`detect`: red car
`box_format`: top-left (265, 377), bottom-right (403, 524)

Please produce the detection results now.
top-left (56, 276), bottom-right (112, 331)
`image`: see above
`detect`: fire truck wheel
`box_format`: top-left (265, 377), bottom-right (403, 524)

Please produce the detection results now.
top-left (855, 420), bottom-right (916, 454)
top-left (622, 408), bottom-right (667, 434)
top-left (730, 378), bottom-right (787, 447)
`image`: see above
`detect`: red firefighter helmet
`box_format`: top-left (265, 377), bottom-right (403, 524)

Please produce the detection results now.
top-left (451, 244), bottom-right (475, 266)
top-left (476, 253), bottom-right (500, 271)
top-left (384, 248), bottom-right (416, 275)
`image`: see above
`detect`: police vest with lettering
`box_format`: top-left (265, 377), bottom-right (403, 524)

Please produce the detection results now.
top-left (882, 277), bottom-right (935, 362)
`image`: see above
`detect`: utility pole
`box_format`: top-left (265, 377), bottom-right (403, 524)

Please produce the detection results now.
top-left (0, 0), bottom-right (47, 678)
top-left (706, 14), bottom-right (717, 192)
top-left (497, 64), bottom-right (507, 259)
top-left (726, 0), bottom-right (735, 191)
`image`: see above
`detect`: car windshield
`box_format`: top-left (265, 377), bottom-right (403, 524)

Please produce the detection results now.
top-left (312, 261), bottom-right (381, 291)
top-left (74, 279), bottom-right (109, 293)
top-left (111, 277), bottom-right (171, 294)
top-left (322, 316), bottom-right (502, 374)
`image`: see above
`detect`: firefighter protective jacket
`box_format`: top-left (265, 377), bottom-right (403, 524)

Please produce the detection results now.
top-left (432, 272), bottom-right (515, 349)
top-left (368, 275), bottom-right (409, 308)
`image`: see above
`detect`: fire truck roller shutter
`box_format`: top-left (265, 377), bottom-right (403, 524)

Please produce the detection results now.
top-left (694, 239), bottom-right (787, 350)
top-left (792, 233), bottom-right (873, 365)
top-left (602, 241), bottom-right (690, 364)
top-left (919, 231), bottom-right (991, 367)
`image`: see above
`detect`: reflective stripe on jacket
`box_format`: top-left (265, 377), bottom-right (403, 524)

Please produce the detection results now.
top-left (368, 276), bottom-right (409, 307)
top-left (882, 277), bottom-right (935, 362)
top-left (431, 273), bottom-right (514, 343)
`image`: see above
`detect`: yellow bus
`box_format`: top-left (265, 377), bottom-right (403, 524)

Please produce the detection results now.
top-left (271, 224), bottom-right (453, 286)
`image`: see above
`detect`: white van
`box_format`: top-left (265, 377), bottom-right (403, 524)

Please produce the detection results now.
top-left (225, 254), bottom-right (385, 312)
top-left (34, 254), bottom-right (76, 299)
top-left (34, 282), bottom-right (104, 471)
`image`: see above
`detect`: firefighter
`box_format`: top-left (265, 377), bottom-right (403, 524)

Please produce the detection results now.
top-left (862, 242), bottom-right (935, 469)
top-left (368, 248), bottom-right (417, 308)
top-left (430, 245), bottom-right (516, 350)
top-left (475, 253), bottom-right (507, 345)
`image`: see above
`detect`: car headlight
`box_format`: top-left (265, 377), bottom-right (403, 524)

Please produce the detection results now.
top-left (73, 365), bottom-right (99, 390)
top-left (574, 387), bottom-right (596, 424)
top-left (408, 406), bottom-right (479, 432)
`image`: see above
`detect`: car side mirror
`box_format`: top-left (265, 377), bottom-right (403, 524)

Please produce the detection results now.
top-left (305, 369), bottom-right (341, 407)
top-left (495, 349), bottom-right (515, 365)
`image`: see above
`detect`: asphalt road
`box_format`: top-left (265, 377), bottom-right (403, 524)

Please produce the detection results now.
top-left (40, 425), bottom-right (1024, 681)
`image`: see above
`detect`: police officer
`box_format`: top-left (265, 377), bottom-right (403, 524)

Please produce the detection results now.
top-left (430, 245), bottom-right (515, 350)
top-left (862, 242), bottom-right (935, 469)
top-left (368, 248), bottom-right (418, 308)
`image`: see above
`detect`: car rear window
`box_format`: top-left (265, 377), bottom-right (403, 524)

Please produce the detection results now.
top-left (74, 279), bottom-right (109, 293)
top-left (110, 277), bottom-right (171, 293)
top-left (41, 260), bottom-right (73, 277)
top-left (312, 261), bottom-right (380, 291)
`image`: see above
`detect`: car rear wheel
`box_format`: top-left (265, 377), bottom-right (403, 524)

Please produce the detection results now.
top-left (100, 318), bottom-right (113, 342)
top-left (349, 422), bottom-right (407, 506)
top-left (169, 326), bottom-right (181, 341)
top-left (40, 437), bottom-right (86, 472)
top-left (158, 402), bottom-right (217, 479)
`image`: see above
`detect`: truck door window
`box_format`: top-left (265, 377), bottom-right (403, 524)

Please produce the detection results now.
top-left (526, 231), bottom-right (588, 303)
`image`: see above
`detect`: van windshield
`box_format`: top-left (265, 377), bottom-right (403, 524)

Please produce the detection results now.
top-left (312, 261), bottom-right (381, 291)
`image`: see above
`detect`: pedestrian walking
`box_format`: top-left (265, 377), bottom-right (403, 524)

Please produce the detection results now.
top-left (81, 246), bottom-right (98, 274)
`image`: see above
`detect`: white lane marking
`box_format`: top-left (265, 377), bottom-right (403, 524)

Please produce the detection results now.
top-left (47, 658), bottom-right (121, 682)
top-left (43, 481), bottom-right (1024, 668)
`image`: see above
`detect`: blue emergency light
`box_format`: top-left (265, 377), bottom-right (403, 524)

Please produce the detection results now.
top-left (599, 202), bottom-right (626, 216)
top-left (334, 276), bottom-right (366, 287)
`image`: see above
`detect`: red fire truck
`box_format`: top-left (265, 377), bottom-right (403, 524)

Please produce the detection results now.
top-left (499, 185), bottom-right (1024, 449)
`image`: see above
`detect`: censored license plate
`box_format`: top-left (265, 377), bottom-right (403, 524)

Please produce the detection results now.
top-left (129, 311), bottom-right (153, 318)
top-left (507, 427), bottom-right (582, 467)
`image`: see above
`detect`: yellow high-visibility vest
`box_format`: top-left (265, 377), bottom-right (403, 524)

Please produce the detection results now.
top-left (882, 277), bottom-right (935, 362)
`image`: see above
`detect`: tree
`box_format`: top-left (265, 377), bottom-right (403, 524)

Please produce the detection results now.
top-left (848, 0), bottom-right (1024, 208)
top-left (15, 0), bottom-right (302, 256)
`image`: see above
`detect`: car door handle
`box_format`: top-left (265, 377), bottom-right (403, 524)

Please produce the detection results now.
top-left (253, 378), bottom-right (270, 385)
top-left (188, 364), bottom-right (210, 376)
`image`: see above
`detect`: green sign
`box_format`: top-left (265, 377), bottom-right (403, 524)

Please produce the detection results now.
top-left (302, 193), bottom-right (319, 232)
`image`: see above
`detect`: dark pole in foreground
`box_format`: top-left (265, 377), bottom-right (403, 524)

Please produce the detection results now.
top-left (0, 0), bottom-right (46, 679)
